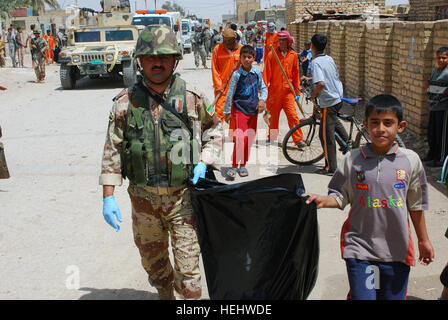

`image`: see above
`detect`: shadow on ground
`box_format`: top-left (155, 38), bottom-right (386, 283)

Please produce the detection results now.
top-left (78, 287), bottom-right (159, 300)
top-left (54, 75), bottom-right (125, 91)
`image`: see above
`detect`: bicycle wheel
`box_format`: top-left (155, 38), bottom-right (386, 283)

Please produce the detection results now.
top-left (282, 118), bottom-right (325, 165)
top-left (354, 128), bottom-right (406, 149)
top-left (353, 126), bottom-right (370, 149)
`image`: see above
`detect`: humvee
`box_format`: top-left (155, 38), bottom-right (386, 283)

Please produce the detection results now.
top-left (58, 1), bottom-right (140, 89)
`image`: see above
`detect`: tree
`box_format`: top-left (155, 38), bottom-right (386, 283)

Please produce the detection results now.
top-left (0, 0), bottom-right (28, 19)
top-left (0, 0), bottom-right (60, 19)
top-left (161, 1), bottom-right (185, 16)
top-left (25, 0), bottom-right (60, 16)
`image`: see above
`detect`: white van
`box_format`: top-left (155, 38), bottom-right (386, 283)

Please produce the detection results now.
top-left (181, 19), bottom-right (193, 54)
top-left (131, 10), bottom-right (184, 56)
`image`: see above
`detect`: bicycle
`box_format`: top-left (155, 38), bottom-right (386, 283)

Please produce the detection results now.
top-left (282, 88), bottom-right (406, 166)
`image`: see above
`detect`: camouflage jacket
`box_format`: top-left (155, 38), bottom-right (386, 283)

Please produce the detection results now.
top-left (99, 76), bottom-right (224, 186)
top-left (30, 36), bottom-right (48, 59)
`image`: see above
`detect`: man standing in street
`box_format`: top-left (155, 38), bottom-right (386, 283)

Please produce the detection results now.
top-left (211, 28), bottom-right (243, 122)
top-left (43, 30), bottom-right (55, 65)
top-left (192, 25), bottom-right (207, 70)
top-left (30, 29), bottom-right (48, 83)
top-left (15, 27), bottom-right (25, 68)
top-left (6, 28), bottom-right (16, 68)
top-left (99, 25), bottom-right (223, 300)
top-left (262, 30), bottom-right (304, 147)
top-left (263, 22), bottom-right (277, 65)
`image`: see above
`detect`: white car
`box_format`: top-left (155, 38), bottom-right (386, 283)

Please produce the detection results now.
top-left (131, 10), bottom-right (184, 56)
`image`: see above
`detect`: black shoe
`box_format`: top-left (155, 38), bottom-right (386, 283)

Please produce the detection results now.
top-left (339, 145), bottom-right (350, 155)
top-left (314, 168), bottom-right (335, 176)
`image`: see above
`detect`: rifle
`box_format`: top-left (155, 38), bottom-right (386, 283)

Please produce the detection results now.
top-left (31, 37), bottom-right (45, 64)
top-left (269, 44), bottom-right (305, 118)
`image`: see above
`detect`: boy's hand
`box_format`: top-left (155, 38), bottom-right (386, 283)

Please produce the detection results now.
top-left (224, 113), bottom-right (231, 123)
top-left (257, 100), bottom-right (266, 113)
top-left (301, 193), bottom-right (340, 209)
top-left (417, 240), bottom-right (434, 266)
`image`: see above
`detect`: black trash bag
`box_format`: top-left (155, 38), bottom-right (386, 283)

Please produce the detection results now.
top-left (189, 173), bottom-right (319, 300)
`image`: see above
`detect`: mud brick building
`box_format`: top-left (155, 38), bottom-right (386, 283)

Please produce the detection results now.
top-left (286, 0), bottom-right (448, 135)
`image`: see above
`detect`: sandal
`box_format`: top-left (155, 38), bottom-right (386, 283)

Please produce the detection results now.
top-left (237, 167), bottom-right (249, 177)
top-left (227, 167), bottom-right (237, 180)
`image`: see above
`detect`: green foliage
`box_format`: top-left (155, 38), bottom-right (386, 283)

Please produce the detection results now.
top-left (161, 1), bottom-right (185, 16)
top-left (0, 0), bottom-right (60, 19)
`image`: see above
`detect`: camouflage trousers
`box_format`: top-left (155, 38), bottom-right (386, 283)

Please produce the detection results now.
top-left (33, 56), bottom-right (46, 81)
top-left (193, 45), bottom-right (207, 67)
top-left (128, 184), bottom-right (202, 300)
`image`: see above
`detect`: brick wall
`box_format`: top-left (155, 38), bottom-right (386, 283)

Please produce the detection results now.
top-left (289, 19), bottom-right (448, 135)
top-left (291, 0), bottom-right (386, 16)
top-left (408, 0), bottom-right (440, 21)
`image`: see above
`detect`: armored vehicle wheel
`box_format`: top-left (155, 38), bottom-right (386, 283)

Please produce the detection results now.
top-left (122, 60), bottom-right (137, 88)
top-left (60, 63), bottom-right (77, 90)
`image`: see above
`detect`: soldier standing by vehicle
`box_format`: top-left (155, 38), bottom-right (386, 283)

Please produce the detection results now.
top-left (30, 29), bottom-right (49, 83)
top-left (99, 25), bottom-right (223, 300)
top-left (192, 25), bottom-right (207, 70)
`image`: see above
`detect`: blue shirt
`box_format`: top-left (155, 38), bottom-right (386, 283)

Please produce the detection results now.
top-left (300, 49), bottom-right (312, 75)
top-left (223, 65), bottom-right (268, 115)
top-left (310, 53), bottom-right (343, 108)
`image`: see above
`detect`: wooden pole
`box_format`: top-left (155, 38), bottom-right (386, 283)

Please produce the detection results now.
top-left (269, 44), bottom-right (305, 118)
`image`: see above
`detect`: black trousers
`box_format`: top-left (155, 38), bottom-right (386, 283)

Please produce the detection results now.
top-left (427, 110), bottom-right (448, 163)
top-left (319, 102), bottom-right (349, 172)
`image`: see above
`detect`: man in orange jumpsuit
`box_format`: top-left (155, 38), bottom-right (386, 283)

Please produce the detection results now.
top-left (44, 30), bottom-right (55, 64)
top-left (263, 22), bottom-right (278, 65)
top-left (262, 30), bottom-right (304, 146)
top-left (211, 29), bottom-right (243, 122)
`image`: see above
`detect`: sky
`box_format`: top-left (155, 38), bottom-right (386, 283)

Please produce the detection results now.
top-left (57, 0), bottom-right (286, 24)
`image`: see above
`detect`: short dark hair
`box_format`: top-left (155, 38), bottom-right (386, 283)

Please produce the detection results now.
top-left (365, 94), bottom-right (403, 122)
top-left (436, 46), bottom-right (448, 55)
top-left (240, 45), bottom-right (255, 57)
top-left (230, 24), bottom-right (237, 31)
top-left (311, 33), bottom-right (327, 52)
top-left (30, 24), bottom-right (35, 30)
top-left (304, 40), bottom-right (311, 46)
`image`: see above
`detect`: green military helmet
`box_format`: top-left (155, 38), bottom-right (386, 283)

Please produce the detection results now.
top-left (33, 29), bottom-right (41, 34)
top-left (135, 24), bottom-right (182, 60)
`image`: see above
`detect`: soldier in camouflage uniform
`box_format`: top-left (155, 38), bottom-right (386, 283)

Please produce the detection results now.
top-left (192, 25), bottom-right (207, 70)
top-left (99, 25), bottom-right (224, 300)
top-left (30, 29), bottom-right (48, 83)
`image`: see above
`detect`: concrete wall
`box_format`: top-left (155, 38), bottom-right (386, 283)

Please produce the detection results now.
top-left (289, 19), bottom-right (448, 135)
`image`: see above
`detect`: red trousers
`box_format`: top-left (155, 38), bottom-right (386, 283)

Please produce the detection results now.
top-left (230, 109), bottom-right (258, 167)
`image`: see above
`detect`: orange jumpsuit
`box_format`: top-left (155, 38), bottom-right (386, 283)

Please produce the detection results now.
top-left (43, 34), bottom-right (55, 64)
top-left (262, 46), bottom-right (303, 143)
top-left (211, 42), bottom-right (242, 122)
top-left (263, 32), bottom-right (278, 64)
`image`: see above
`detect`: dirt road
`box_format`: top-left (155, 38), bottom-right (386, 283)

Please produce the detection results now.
top-left (0, 52), bottom-right (446, 300)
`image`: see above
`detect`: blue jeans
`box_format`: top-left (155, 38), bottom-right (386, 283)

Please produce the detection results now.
top-left (345, 258), bottom-right (410, 300)
top-left (256, 48), bottom-right (263, 64)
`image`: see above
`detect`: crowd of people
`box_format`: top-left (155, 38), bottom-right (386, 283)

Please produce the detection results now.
top-left (1, 19), bottom-right (446, 301)
top-left (0, 23), bottom-right (67, 79)
top-left (96, 21), bottom-right (447, 301)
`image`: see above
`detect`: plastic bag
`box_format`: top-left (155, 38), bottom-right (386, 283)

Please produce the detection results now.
top-left (189, 173), bottom-right (319, 300)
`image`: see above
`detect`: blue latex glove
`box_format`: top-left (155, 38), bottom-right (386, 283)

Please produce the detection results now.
top-left (192, 162), bottom-right (207, 185)
top-left (295, 95), bottom-right (301, 102)
top-left (102, 196), bottom-right (122, 232)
